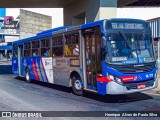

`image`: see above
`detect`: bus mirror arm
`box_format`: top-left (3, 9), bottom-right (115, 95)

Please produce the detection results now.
top-left (102, 47), bottom-right (108, 56)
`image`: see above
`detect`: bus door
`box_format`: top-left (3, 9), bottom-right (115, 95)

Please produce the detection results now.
top-left (18, 45), bottom-right (23, 76)
top-left (82, 26), bottom-right (102, 91)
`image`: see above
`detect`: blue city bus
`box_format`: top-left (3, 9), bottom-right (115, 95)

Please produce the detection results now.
top-left (12, 18), bottom-right (158, 96)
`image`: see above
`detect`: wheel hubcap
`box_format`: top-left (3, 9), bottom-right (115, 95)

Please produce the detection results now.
top-left (75, 79), bottom-right (82, 90)
top-left (26, 72), bottom-right (29, 81)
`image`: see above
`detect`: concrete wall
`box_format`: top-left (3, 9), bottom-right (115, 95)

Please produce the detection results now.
top-left (64, 0), bottom-right (117, 26)
top-left (19, 9), bottom-right (52, 39)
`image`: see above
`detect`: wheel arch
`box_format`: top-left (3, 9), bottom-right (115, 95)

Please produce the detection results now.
top-left (69, 71), bottom-right (82, 87)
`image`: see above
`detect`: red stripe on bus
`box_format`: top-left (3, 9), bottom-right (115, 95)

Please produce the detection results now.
top-left (97, 77), bottom-right (112, 83)
top-left (32, 60), bottom-right (39, 81)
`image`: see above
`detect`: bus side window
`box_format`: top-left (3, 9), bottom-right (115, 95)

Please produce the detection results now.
top-left (64, 33), bottom-right (79, 57)
top-left (64, 35), bottom-right (72, 56)
top-left (40, 38), bottom-right (51, 57)
top-left (24, 42), bottom-right (31, 57)
top-left (52, 36), bottom-right (63, 57)
top-left (32, 40), bottom-right (40, 57)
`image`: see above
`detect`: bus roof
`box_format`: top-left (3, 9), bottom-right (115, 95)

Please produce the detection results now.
top-left (13, 26), bottom-right (71, 45)
top-left (81, 19), bottom-right (105, 30)
top-left (13, 18), bottom-right (148, 45)
top-left (80, 18), bottom-right (147, 31)
top-left (13, 31), bottom-right (52, 44)
top-left (37, 26), bottom-right (71, 35)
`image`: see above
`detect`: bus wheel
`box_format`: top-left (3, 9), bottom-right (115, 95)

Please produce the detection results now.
top-left (72, 76), bottom-right (83, 96)
top-left (25, 69), bottom-right (31, 83)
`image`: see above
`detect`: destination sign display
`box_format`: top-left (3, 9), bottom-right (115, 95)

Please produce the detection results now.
top-left (111, 23), bottom-right (144, 29)
top-left (106, 20), bottom-right (148, 29)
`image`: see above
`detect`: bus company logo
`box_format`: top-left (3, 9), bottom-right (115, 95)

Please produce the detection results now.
top-left (134, 76), bottom-right (138, 80)
top-left (4, 16), bottom-right (14, 25)
top-left (134, 64), bottom-right (144, 67)
top-left (134, 76), bottom-right (142, 80)
top-left (136, 70), bottom-right (144, 73)
top-left (138, 76), bottom-right (142, 80)
top-left (45, 61), bottom-right (51, 66)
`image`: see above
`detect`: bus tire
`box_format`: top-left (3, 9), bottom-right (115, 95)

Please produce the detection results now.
top-left (25, 69), bottom-right (31, 83)
top-left (72, 76), bottom-right (83, 96)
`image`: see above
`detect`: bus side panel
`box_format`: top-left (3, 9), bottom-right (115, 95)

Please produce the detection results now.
top-left (53, 58), bottom-right (70, 86)
top-left (12, 57), bottom-right (18, 75)
top-left (97, 81), bottom-right (108, 95)
top-left (22, 57), bottom-right (53, 83)
top-left (36, 57), bottom-right (47, 82)
top-left (22, 57), bottom-right (38, 81)
top-left (21, 58), bottom-right (27, 77)
top-left (53, 57), bottom-right (81, 87)
top-left (40, 57), bottom-right (53, 84)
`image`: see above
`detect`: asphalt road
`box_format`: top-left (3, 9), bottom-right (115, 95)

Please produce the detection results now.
top-left (0, 61), bottom-right (160, 120)
top-left (0, 74), bottom-right (160, 120)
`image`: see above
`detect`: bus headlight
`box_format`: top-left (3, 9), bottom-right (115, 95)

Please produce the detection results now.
top-left (116, 77), bottom-right (122, 84)
top-left (108, 74), bottom-right (114, 80)
top-left (108, 74), bottom-right (122, 84)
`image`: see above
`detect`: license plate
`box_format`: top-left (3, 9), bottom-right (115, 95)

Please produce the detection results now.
top-left (137, 84), bottom-right (146, 89)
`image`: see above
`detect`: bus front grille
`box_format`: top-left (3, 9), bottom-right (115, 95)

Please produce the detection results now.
top-left (119, 64), bottom-right (155, 73)
top-left (124, 79), bottom-right (155, 90)
top-left (107, 62), bottom-right (156, 74)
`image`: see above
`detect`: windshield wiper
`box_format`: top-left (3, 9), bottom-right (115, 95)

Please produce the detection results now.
top-left (119, 31), bottom-right (132, 50)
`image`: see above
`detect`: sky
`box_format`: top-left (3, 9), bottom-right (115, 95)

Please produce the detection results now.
top-left (6, 8), bottom-right (63, 28)
top-left (5, 7), bottom-right (160, 28)
top-left (117, 8), bottom-right (160, 20)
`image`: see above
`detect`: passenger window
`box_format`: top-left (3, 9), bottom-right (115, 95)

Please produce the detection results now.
top-left (64, 33), bottom-right (79, 57)
top-left (40, 38), bottom-right (51, 57)
top-left (52, 36), bottom-right (63, 57)
top-left (24, 42), bottom-right (31, 57)
top-left (32, 40), bottom-right (40, 57)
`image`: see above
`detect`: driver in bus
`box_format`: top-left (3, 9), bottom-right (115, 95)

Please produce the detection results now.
top-left (111, 41), bottom-right (119, 56)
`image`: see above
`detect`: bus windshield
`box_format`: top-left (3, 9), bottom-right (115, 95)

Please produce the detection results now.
top-left (105, 32), bottom-right (155, 64)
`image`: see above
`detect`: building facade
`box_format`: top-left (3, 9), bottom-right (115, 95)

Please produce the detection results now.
top-left (0, 8), bottom-right (19, 60)
top-left (19, 9), bottom-right (52, 39)
top-left (148, 18), bottom-right (160, 65)
top-left (0, 9), bottom-right (52, 60)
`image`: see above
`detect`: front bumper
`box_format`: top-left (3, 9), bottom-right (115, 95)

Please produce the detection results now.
top-left (106, 77), bottom-right (158, 95)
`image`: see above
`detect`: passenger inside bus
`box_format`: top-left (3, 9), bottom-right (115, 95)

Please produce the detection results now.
top-left (73, 44), bottom-right (79, 55)
top-left (52, 50), bottom-right (56, 57)
top-left (65, 45), bottom-right (72, 56)
top-left (14, 52), bottom-right (17, 57)
top-left (25, 52), bottom-right (29, 57)
top-left (37, 49), bottom-right (40, 56)
top-left (33, 51), bottom-right (38, 56)
top-left (44, 49), bottom-right (50, 56)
